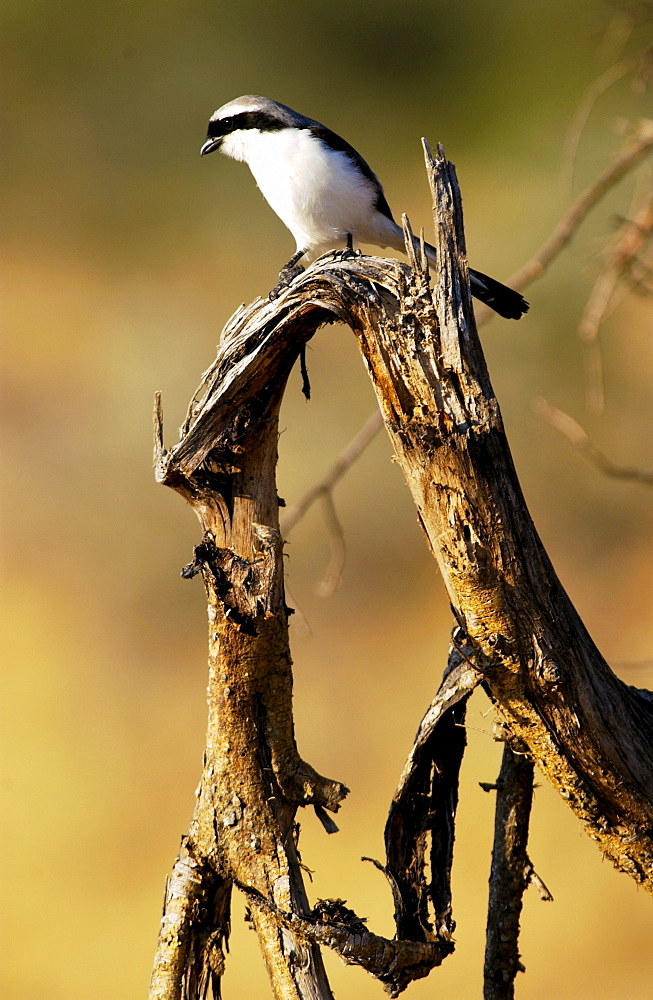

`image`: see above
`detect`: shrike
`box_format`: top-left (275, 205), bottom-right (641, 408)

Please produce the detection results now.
top-left (201, 95), bottom-right (528, 320)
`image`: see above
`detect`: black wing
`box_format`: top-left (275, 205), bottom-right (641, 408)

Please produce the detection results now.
top-left (308, 124), bottom-right (395, 223)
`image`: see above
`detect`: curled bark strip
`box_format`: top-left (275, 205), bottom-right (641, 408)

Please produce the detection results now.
top-left (184, 875), bottom-right (233, 1000)
top-left (385, 632), bottom-right (481, 943)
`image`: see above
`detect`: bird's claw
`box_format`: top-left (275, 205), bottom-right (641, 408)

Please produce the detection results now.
top-left (269, 264), bottom-right (304, 300)
top-left (332, 246), bottom-right (360, 263)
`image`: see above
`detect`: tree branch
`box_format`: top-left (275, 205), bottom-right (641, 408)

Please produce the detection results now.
top-left (560, 53), bottom-right (642, 193)
top-left (234, 884), bottom-right (450, 998)
top-left (154, 365), bottom-right (349, 997)
top-left (359, 140), bottom-right (653, 889)
top-left (483, 743), bottom-right (536, 1000)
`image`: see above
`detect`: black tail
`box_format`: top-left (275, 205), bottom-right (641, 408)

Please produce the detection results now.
top-left (421, 240), bottom-right (528, 319)
top-left (468, 268), bottom-right (529, 320)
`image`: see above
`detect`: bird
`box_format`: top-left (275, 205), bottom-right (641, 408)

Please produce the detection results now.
top-left (200, 95), bottom-right (528, 320)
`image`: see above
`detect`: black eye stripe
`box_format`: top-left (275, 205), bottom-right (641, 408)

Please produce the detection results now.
top-left (206, 110), bottom-right (287, 140)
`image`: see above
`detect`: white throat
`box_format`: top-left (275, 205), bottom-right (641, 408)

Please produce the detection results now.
top-left (221, 128), bottom-right (258, 162)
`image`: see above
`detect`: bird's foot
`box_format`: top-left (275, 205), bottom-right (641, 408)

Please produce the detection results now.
top-left (332, 232), bottom-right (359, 263)
top-left (269, 263), bottom-right (305, 300)
top-left (332, 246), bottom-right (360, 263)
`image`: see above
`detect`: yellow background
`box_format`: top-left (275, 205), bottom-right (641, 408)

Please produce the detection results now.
top-left (3, 2), bottom-right (653, 998)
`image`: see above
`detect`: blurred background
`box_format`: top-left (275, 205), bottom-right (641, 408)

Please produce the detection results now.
top-left (3, 1), bottom-right (653, 997)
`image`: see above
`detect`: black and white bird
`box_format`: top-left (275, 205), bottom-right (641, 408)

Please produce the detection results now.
top-left (201, 96), bottom-right (528, 320)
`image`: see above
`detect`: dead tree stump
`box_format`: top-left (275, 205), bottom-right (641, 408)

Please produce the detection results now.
top-left (149, 142), bottom-right (653, 1000)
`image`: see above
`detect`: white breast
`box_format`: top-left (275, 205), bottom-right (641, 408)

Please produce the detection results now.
top-left (222, 128), bottom-right (381, 256)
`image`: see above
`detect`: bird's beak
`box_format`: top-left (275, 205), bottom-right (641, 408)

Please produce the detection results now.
top-left (200, 137), bottom-right (222, 156)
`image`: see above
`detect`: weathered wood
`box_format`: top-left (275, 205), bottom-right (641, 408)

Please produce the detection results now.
top-left (150, 259), bottom-right (456, 996)
top-left (357, 142), bottom-right (653, 888)
top-left (483, 744), bottom-right (536, 1000)
top-left (150, 142), bottom-right (653, 998)
top-left (153, 382), bottom-right (346, 1000)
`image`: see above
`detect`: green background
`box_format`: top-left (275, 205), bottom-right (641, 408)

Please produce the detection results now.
top-left (3, 2), bottom-right (653, 998)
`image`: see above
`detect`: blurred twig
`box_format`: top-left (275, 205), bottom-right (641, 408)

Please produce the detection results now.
top-left (561, 57), bottom-right (638, 195)
top-left (560, 4), bottom-right (652, 196)
top-left (535, 397), bottom-right (653, 485)
top-left (594, 8), bottom-right (637, 67)
top-left (313, 491), bottom-right (346, 598)
top-left (566, 7), bottom-right (653, 194)
top-left (280, 409), bottom-right (383, 591)
top-left (281, 410), bottom-right (383, 535)
top-left (578, 189), bottom-right (653, 412)
top-left (614, 659), bottom-right (653, 671)
top-left (506, 118), bottom-right (653, 292)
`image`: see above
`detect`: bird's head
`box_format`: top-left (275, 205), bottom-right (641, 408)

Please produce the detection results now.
top-left (201, 96), bottom-right (296, 161)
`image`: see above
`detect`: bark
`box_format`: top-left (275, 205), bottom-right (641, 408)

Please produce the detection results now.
top-left (150, 141), bottom-right (653, 998)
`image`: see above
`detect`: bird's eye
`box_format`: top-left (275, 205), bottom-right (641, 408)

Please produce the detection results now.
top-left (222, 116), bottom-right (233, 131)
